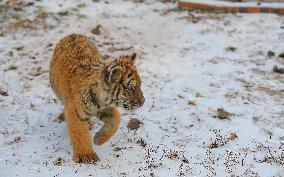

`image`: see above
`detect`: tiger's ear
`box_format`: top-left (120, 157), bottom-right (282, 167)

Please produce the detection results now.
top-left (128, 53), bottom-right (136, 63)
top-left (104, 64), bottom-right (122, 84)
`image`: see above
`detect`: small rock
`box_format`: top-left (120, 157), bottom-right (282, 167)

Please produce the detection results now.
top-left (279, 52), bottom-right (284, 58)
top-left (77, 3), bottom-right (86, 8)
top-left (113, 147), bottom-right (126, 151)
top-left (195, 92), bottom-right (204, 98)
top-left (28, 67), bottom-right (42, 76)
top-left (186, 124), bottom-right (195, 129)
top-left (8, 51), bottom-right (13, 57)
top-left (25, 2), bottom-right (34, 6)
top-left (7, 65), bottom-right (17, 71)
top-left (273, 65), bottom-right (284, 74)
top-left (78, 14), bottom-right (87, 19)
top-left (177, 94), bottom-right (185, 99)
top-left (15, 46), bottom-right (24, 51)
top-left (91, 25), bottom-right (102, 35)
top-left (8, 136), bottom-right (21, 145)
top-left (182, 156), bottom-right (189, 163)
top-left (114, 147), bottom-right (122, 151)
top-left (46, 43), bottom-right (53, 48)
top-left (187, 100), bottom-right (196, 106)
top-left (209, 142), bottom-right (219, 149)
top-left (127, 118), bottom-right (143, 130)
top-left (0, 88), bottom-right (8, 96)
top-left (58, 11), bottom-right (69, 16)
top-left (53, 157), bottom-right (65, 166)
top-left (225, 46), bottom-right (237, 52)
top-left (160, 0), bottom-right (171, 3)
top-left (134, 0), bottom-right (145, 3)
top-left (267, 50), bottom-right (275, 58)
top-left (214, 107), bottom-right (233, 119)
top-left (136, 138), bottom-right (147, 147)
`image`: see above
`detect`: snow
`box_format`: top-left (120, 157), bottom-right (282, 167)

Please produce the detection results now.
top-left (0, 0), bottom-right (284, 176)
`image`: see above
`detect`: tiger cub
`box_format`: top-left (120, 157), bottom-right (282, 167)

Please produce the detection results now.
top-left (49, 34), bottom-right (145, 163)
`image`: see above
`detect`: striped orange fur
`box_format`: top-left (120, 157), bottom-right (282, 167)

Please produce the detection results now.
top-left (49, 34), bottom-right (145, 163)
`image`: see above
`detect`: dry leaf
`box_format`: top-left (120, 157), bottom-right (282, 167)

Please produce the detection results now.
top-left (214, 107), bottom-right (233, 119)
top-left (28, 67), bottom-right (42, 76)
top-left (91, 25), bottom-right (101, 35)
top-left (256, 86), bottom-right (269, 92)
top-left (226, 46), bottom-right (237, 52)
top-left (279, 52), bottom-right (284, 58)
top-left (195, 92), bottom-right (204, 98)
top-left (229, 132), bottom-right (238, 140)
top-left (177, 95), bottom-right (186, 99)
top-left (273, 65), bottom-right (284, 74)
top-left (187, 101), bottom-right (196, 106)
top-left (53, 157), bottom-right (65, 166)
top-left (267, 50), bottom-right (275, 58)
top-left (7, 65), bottom-right (17, 70)
top-left (127, 118), bottom-right (143, 130)
top-left (8, 136), bottom-right (21, 145)
top-left (0, 88), bottom-right (8, 96)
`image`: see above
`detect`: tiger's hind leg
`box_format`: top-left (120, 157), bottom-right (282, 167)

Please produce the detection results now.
top-left (93, 107), bottom-right (121, 145)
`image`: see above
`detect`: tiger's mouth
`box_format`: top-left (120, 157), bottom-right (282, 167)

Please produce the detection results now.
top-left (113, 99), bottom-right (142, 112)
top-left (121, 97), bottom-right (144, 111)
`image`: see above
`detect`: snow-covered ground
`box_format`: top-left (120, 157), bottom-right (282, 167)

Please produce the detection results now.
top-left (0, 0), bottom-right (284, 176)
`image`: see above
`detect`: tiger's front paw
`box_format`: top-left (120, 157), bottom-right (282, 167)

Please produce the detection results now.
top-left (73, 153), bottom-right (100, 164)
top-left (93, 132), bottom-right (110, 145)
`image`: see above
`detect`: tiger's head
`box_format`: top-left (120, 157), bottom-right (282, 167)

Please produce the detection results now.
top-left (103, 53), bottom-right (145, 111)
